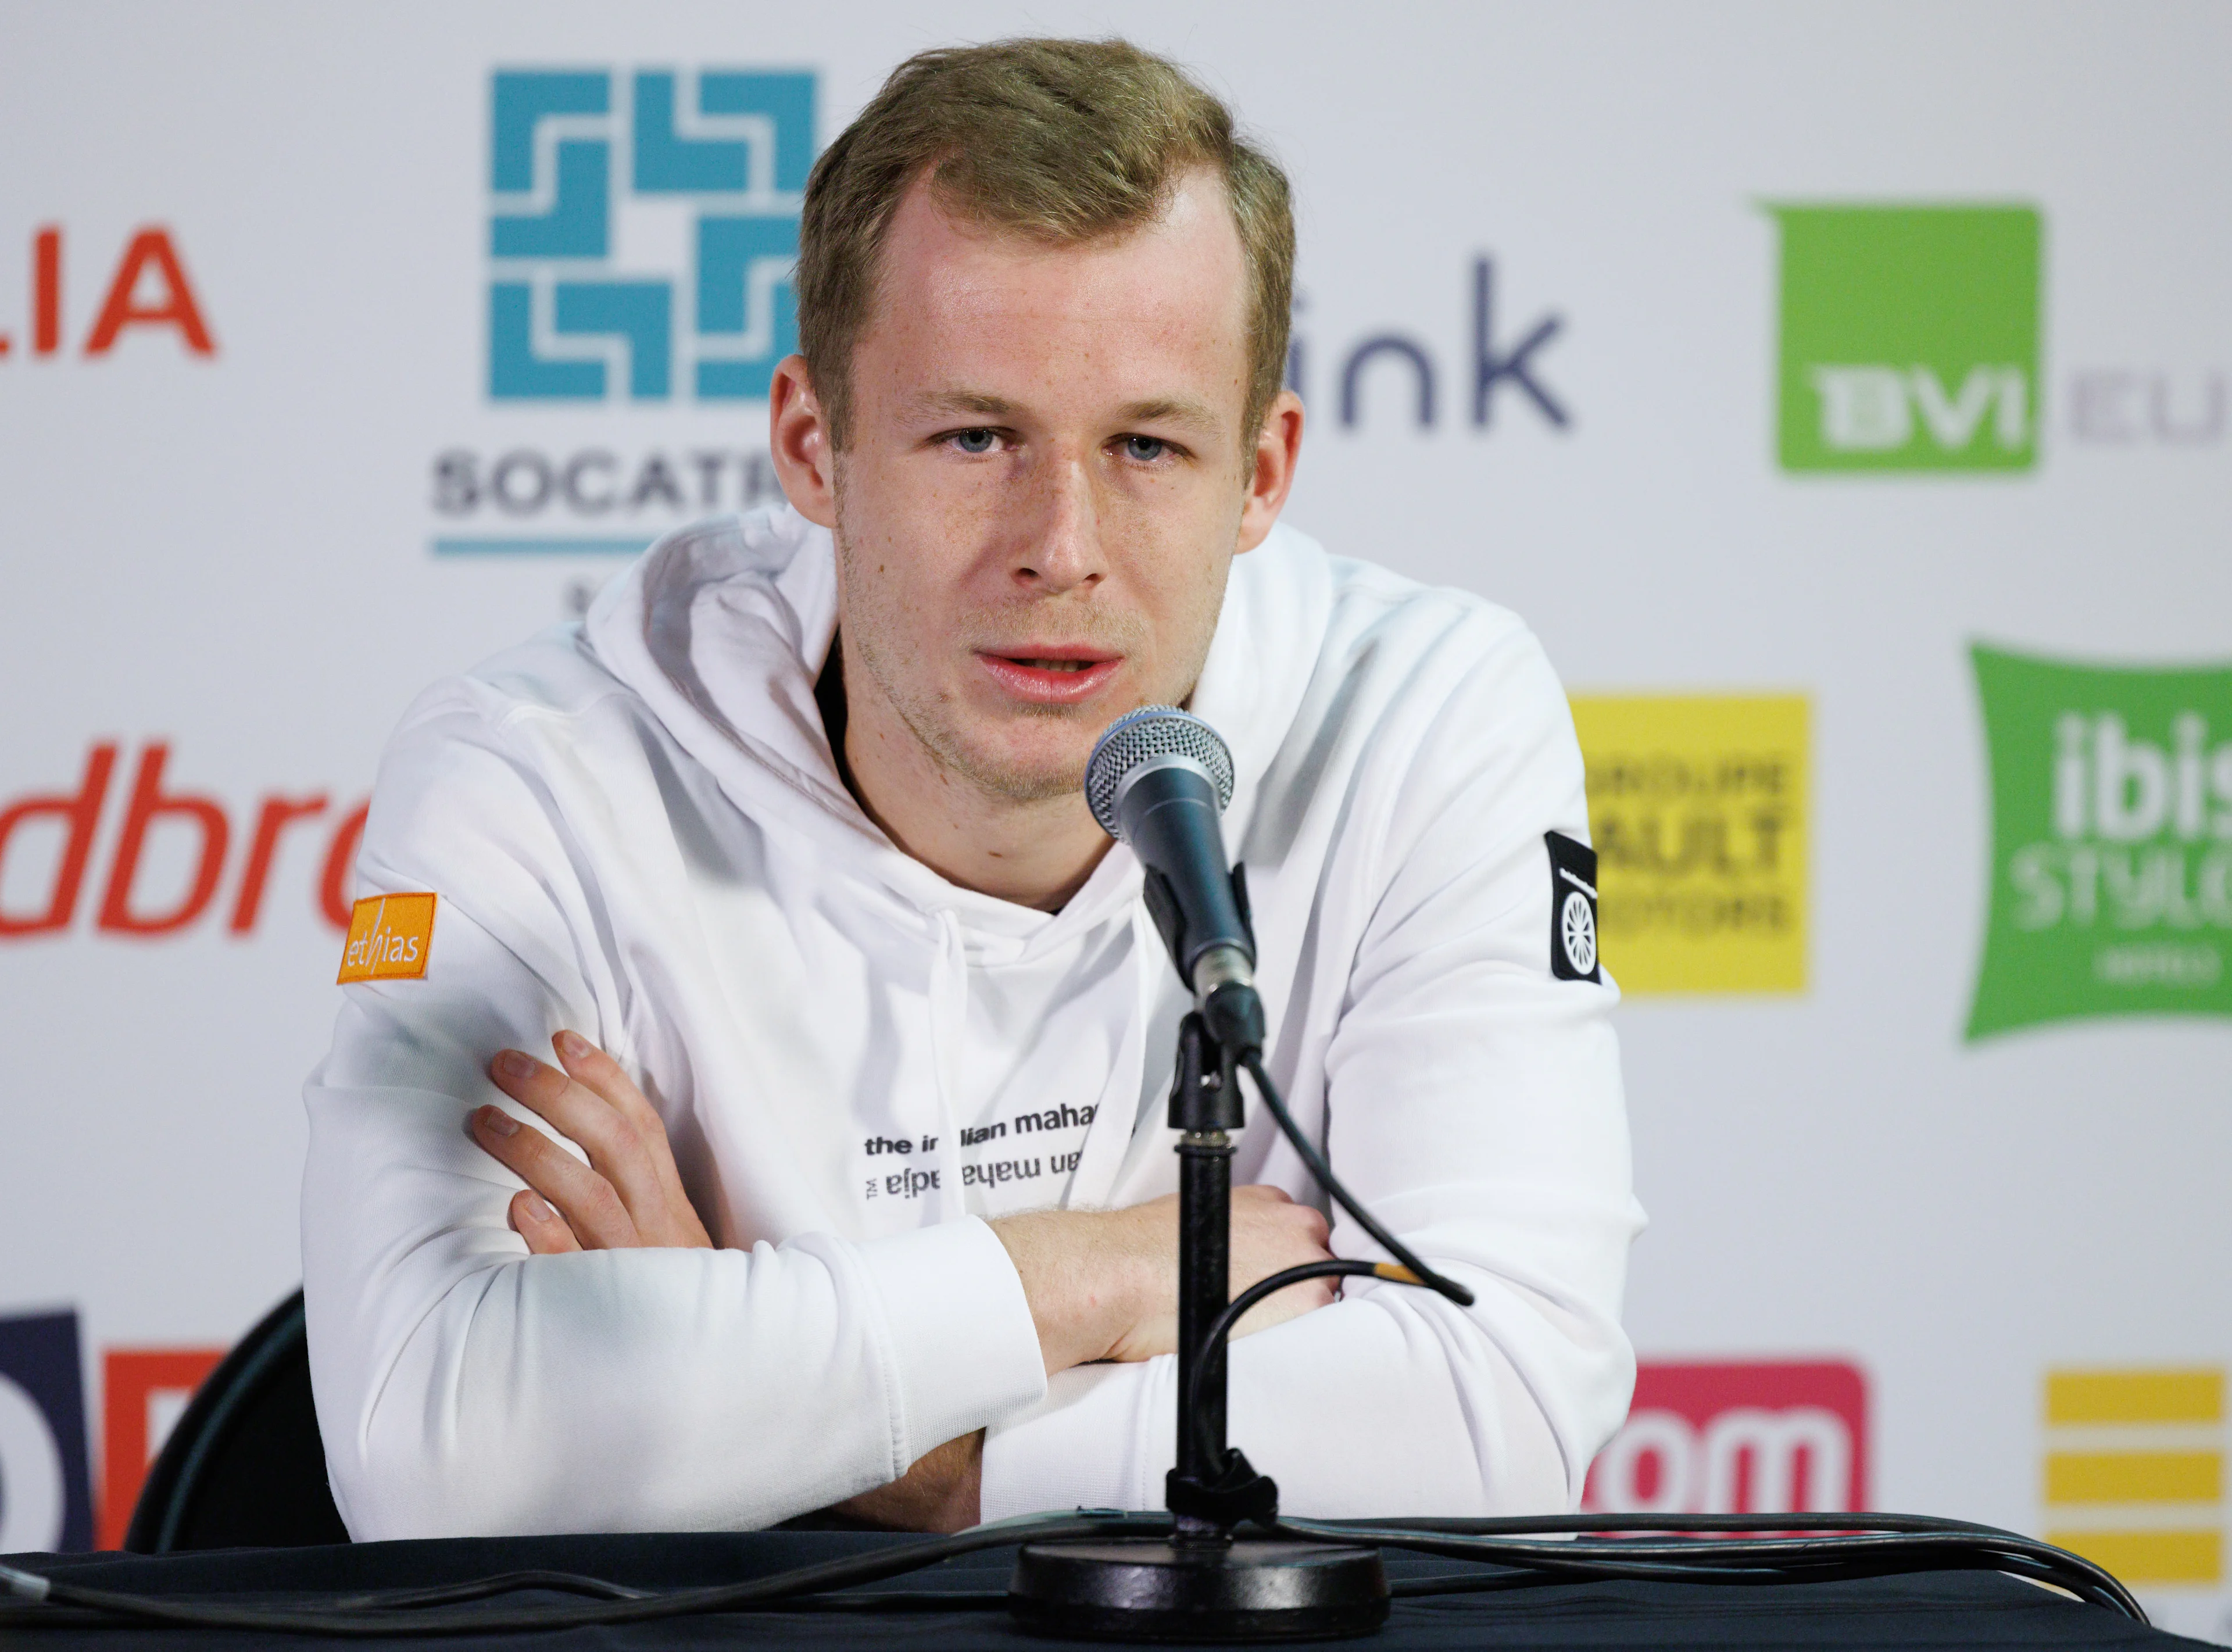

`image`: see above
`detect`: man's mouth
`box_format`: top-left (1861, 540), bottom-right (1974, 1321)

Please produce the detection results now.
top-left (975, 649), bottom-right (1124, 705)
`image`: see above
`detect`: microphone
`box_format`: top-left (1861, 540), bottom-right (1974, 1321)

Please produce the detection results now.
top-left (1085, 706), bottom-right (1264, 1053)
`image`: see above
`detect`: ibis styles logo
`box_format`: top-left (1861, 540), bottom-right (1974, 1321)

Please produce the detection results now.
top-left (1773, 205), bottom-right (2040, 473)
top-left (1968, 647), bottom-right (2232, 1039)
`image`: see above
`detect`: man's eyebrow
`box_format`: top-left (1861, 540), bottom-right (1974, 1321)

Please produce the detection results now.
top-left (904, 389), bottom-right (1022, 421)
top-left (901, 389), bottom-right (1224, 435)
top-left (1115, 396), bottom-right (1222, 435)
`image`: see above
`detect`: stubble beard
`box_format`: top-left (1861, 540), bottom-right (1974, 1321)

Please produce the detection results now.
top-left (829, 475), bottom-right (1229, 809)
top-left (832, 525), bottom-right (1115, 807)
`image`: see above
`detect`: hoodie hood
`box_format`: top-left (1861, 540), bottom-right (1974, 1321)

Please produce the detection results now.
top-left (580, 503), bottom-right (1333, 967)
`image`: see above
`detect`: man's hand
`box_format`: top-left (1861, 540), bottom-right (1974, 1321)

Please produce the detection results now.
top-left (990, 1186), bottom-right (1337, 1375)
top-left (824, 1190), bottom-right (1335, 1534)
top-left (828, 1430), bottom-right (985, 1533)
top-left (471, 1032), bottom-right (713, 1252)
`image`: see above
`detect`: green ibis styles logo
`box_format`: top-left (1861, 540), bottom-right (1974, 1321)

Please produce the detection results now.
top-left (1968, 647), bottom-right (2232, 1039)
top-left (1773, 205), bottom-right (2040, 473)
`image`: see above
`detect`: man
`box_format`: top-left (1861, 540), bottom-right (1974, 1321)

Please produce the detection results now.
top-left (302, 37), bottom-right (1641, 1540)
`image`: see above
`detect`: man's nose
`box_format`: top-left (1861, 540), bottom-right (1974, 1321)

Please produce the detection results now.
top-left (1010, 446), bottom-right (1105, 595)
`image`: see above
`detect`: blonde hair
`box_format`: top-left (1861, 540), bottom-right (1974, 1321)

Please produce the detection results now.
top-left (797, 37), bottom-right (1294, 450)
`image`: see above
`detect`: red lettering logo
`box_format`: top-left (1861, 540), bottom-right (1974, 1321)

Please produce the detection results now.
top-left (0, 226), bottom-right (215, 361)
top-left (0, 741), bottom-right (366, 939)
top-left (1584, 1360), bottom-right (1869, 1515)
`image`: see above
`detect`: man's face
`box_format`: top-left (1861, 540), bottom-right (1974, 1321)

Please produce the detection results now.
top-left (828, 169), bottom-right (1265, 802)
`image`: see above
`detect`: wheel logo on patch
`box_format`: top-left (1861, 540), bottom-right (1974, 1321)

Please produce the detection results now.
top-left (1561, 890), bottom-right (1597, 978)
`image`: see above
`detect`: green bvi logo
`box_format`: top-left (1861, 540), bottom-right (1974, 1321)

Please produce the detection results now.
top-left (1811, 365), bottom-right (2026, 456)
top-left (1774, 205), bottom-right (2040, 473)
top-left (1969, 647), bottom-right (2232, 1039)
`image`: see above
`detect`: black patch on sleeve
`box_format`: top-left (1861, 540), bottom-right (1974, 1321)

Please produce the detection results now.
top-left (1546, 831), bottom-right (1601, 983)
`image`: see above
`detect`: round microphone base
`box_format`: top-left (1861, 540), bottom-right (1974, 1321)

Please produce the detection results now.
top-left (1008, 1536), bottom-right (1389, 1642)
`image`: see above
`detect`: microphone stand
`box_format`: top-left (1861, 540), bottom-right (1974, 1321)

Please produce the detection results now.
top-left (1007, 1009), bottom-right (1389, 1640)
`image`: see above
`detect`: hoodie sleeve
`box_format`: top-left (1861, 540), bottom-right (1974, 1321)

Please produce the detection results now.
top-left (301, 681), bottom-right (1044, 1540)
top-left (980, 605), bottom-right (1643, 1519)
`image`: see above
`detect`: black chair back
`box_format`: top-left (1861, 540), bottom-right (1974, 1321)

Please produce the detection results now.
top-left (123, 1289), bottom-right (349, 1552)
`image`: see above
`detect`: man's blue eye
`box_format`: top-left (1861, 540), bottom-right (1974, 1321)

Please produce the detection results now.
top-left (954, 428), bottom-right (997, 455)
top-left (1124, 436), bottom-right (1167, 462)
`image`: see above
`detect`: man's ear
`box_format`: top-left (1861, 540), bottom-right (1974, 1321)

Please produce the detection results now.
top-left (768, 355), bottom-right (838, 528)
top-left (1236, 388), bottom-right (1305, 555)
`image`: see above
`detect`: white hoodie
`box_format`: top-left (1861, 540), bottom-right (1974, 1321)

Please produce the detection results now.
top-left (301, 505), bottom-right (1643, 1540)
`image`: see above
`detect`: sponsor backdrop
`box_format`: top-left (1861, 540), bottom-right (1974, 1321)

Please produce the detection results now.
top-left (2, 0), bottom-right (2227, 1632)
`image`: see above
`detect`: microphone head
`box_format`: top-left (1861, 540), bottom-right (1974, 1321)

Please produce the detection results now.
top-left (1084, 706), bottom-right (1236, 839)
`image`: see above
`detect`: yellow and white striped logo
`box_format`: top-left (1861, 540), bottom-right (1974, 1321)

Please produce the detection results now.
top-left (2044, 1368), bottom-right (2223, 1586)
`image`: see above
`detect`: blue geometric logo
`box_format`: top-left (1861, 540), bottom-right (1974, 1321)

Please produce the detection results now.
top-left (488, 68), bottom-right (815, 402)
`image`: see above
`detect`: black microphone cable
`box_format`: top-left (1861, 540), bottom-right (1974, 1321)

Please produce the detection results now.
top-left (0, 1514), bottom-right (1148, 1635)
top-left (1279, 1514), bottom-right (2146, 1621)
top-left (1238, 1049), bottom-right (1472, 1308)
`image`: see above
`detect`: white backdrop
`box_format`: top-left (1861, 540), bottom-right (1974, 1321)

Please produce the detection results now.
top-left (2, 1), bottom-right (2228, 1631)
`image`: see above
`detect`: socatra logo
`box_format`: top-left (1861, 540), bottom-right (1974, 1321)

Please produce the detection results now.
top-left (1569, 695), bottom-right (1808, 994)
top-left (488, 68), bottom-right (814, 404)
top-left (2043, 1368), bottom-right (2224, 1587)
top-left (1968, 648), bottom-right (2232, 1039)
top-left (338, 893), bottom-right (437, 983)
top-left (1772, 205), bottom-right (2039, 473)
top-left (434, 67), bottom-right (816, 559)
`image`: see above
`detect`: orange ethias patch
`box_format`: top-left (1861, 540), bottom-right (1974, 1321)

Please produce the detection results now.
top-left (337, 893), bottom-right (437, 983)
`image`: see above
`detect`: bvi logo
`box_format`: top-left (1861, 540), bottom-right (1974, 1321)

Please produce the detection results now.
top-left (1969, 647), bottom-right (2232, 1038)
top-left (1811, 365), bottom-right (2027, 454)
top-left (1772, 205), bottom-right (2039, 473)
top-left (1584, 1361), bottom-right (1868, 1515)
top-left (488, 67), bottom-right (816, 402)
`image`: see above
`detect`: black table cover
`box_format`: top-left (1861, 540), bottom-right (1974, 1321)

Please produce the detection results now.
top-left (2, 1530), bottom-right (2208, 1649)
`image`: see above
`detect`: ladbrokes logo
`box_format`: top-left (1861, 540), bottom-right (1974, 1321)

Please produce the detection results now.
top-left (1772, 205), bottom-right (2039, 473)
top-left (1968, 647), bottom-right (2232, 1038)
top-left (487, 68), bottom-right (814, 404)
top-left (1569, 695), bottom-right (1809, 994)
top-left (1585, 1361), bottom-right (1867, 1515)
top-left (0, 742), bottom-right (366, 941)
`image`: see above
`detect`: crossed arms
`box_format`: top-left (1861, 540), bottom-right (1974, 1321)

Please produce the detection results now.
top-left (468, 1029), bottom-right (1339, 1531)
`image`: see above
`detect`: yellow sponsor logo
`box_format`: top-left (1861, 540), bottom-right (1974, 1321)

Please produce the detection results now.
top-left (2043, 1367), bottom-right (2225, 1586)
top-left (1568, 694), bottom-right (1809, 994)
top-left (2049, 1371), bottom-right (2224, 1426)
top-left (336, 893), bottom-right (437, 984)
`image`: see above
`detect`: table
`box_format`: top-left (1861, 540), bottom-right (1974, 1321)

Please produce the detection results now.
top-left (3, 1529), bottom-right (2206, 1649)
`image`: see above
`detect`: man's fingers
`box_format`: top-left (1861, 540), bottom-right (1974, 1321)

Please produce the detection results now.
top-left (1231, 1275), bottom-right (1338, 1340)
top-left (1232, 1185), bottom-right (1297, 1210)
top-left (471, 1104), bottom-right (641, 1249)
top-left (548, 1033), bottom-right (702, 1221)
top-left (550, 1031), bottom-right (666, 1139)
top-left (1223, 1181), bottom-right (1339, 1341)
top-left (509, 1188), bottom-right (582, 1254)
top-left (489, 1050), bottom-right (671, 1229)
